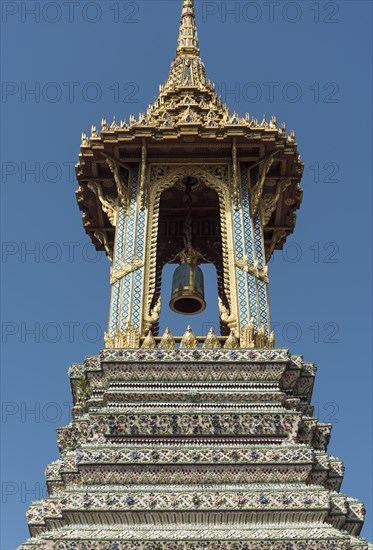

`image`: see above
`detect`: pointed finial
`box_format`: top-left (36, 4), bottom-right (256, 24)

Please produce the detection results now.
top-left (269, 115), bottom-right (277, 128)
top-left (176, 0), bottom-right (200, 58)
top-left (141, 330), bottom-right (156, 349)
top-left (224, 330), bottom-right (239, 349)
top-left (180, 325), bottom-right (198, 349)
top-left (110, 116), bottom-right (117, 130)
top-left (203, 327), bottom-right (220, 348)
top-left (81, 132), bottom-right (89, 146)
top-left (159, 327), bottom-right (176, 349)
top-left (101, 118), bottom-right (108, 131)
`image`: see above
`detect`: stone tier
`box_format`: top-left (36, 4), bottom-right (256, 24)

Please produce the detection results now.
top-left (19, 524), bottom-right (371, 549)
top-left (45, 444), bottom-right (343, 495)
top-left (26, 483), bottom-right (364, 535)
top-left (19, 349), bottom-right (369, 549)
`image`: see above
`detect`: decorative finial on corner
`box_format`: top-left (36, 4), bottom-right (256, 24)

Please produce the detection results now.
top-left (288, 130), bottom-right (296, 143)
top-left (269, 116), bottom-right (277, 129)
top-left (81, 132), bottom-right (89, 146)
top-left (91, 125), bottom-right (98, 138)
top-left (110, 116), bottom-right (117, 130)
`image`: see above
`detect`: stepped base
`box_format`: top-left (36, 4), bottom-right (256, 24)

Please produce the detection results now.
top-left (17, 348), bottom-right (370, 549)
top-left (18, 523), bottom-right (373, 549)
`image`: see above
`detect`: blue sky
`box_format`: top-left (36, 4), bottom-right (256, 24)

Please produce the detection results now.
top-left (1, 1), bottom-right (372, 547)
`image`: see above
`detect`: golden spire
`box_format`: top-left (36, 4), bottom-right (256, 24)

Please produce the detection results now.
top-left (160, 0), bottom-right (207, 91)
top-left (176, 0), bottom-right (200, 58)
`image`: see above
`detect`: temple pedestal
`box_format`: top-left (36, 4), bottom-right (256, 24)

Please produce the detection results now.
top-left (19, 348), bottom-right (369, 549)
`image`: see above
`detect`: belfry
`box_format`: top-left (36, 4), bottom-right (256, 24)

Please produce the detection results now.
top-left (19, 1), bottom-right (370, 548)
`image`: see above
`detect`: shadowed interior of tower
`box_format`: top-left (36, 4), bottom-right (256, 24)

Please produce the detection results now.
top-left (154, 179), bottom-right (229, 334)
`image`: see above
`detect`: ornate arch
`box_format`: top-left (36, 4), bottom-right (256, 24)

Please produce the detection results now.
top-left (141, 164), bottom-right (239, 336)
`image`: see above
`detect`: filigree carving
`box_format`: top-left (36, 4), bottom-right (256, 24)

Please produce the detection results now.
top-left (110, 256), bottom-right (144, 284)
top-left (203, 327), bottom-right (220, 348)
top-left (105, 157), bottom-right (131, 213)
top-left (180, 325), bottom-right (198, 349)
top-left (240, 319), bottom-right (255, 349)
top-left (240, 320), bottom-right (274, 349)
top-left (232, 138), bottom-right (240, 210)
top-left (262, 177), bottom-right (292, 226)
top-left (104, 324), bottom-right (140, 349)
top-left (93, 231), bottom-right (113, 262)
top-left (87, 181), bottom-right (119, 226)
top-left (104, 327), bottom-right (126, 348)
top-left (150, 164), bottom-right (228, 189)
top-left (235, 257), bottom-right (269, 283)
top-left (124, 324), bottom-right (140, 348)
top-left (218, 297), bottom-right (237, 332)
top-left (266, 229), bottom-right (287, 262)
top-left (139, 139), bottom-right (147, 210)
top-left (172, 243), bottom-right (207, 265)
top-left (250, 152), bottom-right (278, 216)
top-left (143, 297), bottom-right (162, 334)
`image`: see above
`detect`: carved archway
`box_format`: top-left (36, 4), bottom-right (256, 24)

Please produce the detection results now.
top-left (141, 164), bottom-right (239, 336)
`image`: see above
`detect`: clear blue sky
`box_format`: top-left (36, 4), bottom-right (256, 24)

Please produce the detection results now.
top-left (1, 1), bottom-right (372, 547)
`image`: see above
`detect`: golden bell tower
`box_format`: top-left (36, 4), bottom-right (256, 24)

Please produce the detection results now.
top-left (76, 0), bottom-right (303, 349)
top-left (18, 1), bottom-right (369, 548)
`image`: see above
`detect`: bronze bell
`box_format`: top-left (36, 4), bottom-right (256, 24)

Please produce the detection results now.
top-left (169, 245), bottom-right (206, 315)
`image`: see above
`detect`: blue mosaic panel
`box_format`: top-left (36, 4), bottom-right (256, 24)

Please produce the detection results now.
top-left (247, 273), bottom-right (259, 330)
top-left (235, 267), bottom-right (248, 327)
top-left (125, 167), bottom-right (140, 264)
top-left (253, 210), bottom-right (269, 333)
top-left (132, 267), bottom-right (143, 329)
top-left (121, 167), bottom-right (139, 330)
top-left (110, 205), bottom-right (126, 334)
top-left (136, 207), bottom-right (146, 260)
top-left (110, 280), bottom-right (121, 337)
top-left (132, 200), bottom-right (147, 329)
top-left (258, 279), bottom-right (269, 333)
top-left (233, 169), bottom-right (248, 328)
top-left (254, 211), bottom-right (265, 270)
top-left (114, 207), bottom-right (126, 270)
top-left (241, 164), bottom-right (259, 330)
